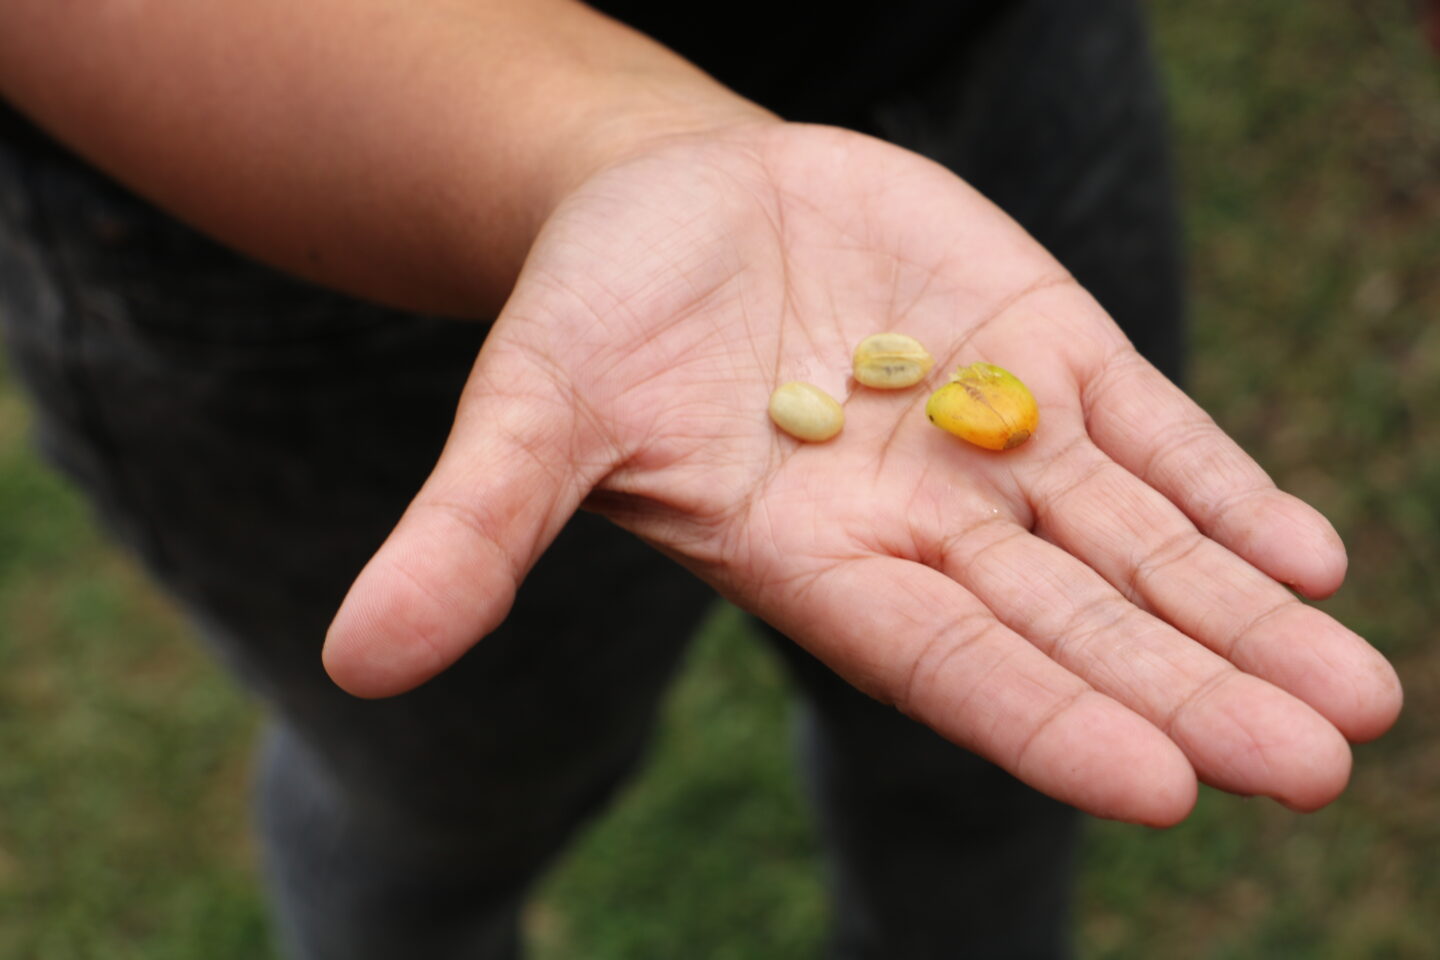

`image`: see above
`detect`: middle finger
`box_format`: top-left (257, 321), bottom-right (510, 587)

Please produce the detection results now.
top-left (1024, 438), bottom-right (1401, 743)
top-left (928, 511), bottom-right (1351, 810)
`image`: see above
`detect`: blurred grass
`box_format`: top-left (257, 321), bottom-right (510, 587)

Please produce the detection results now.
top-left (1, 2), bottom-right (1439, 957)
top-left (0, 383), bottom-right (268, 959)
top-left (1079, 3), bottom-right (1440, 958)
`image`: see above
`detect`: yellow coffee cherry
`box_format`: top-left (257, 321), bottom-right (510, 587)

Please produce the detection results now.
top-left (925, 362), bottom-right (1038, 451)
top-left (852, 332), bottom-right (935, 389)
top-left (768, 381), bottom-right (845, 442)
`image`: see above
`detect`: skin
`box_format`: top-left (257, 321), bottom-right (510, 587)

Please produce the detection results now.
top-left (0, 1), bottom-right (1402, 827)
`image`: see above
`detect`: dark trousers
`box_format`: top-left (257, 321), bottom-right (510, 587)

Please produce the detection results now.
top-left (0, 1), bottom-right (1182, 956)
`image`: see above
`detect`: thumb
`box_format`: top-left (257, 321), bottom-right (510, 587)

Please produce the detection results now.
top-left (322, 346), bottom-right (608, 697)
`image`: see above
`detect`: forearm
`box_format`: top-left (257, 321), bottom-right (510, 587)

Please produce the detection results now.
top-left (0, 0), bottom-right (771, 316)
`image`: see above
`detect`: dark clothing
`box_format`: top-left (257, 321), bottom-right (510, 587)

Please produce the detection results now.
top-left (591, 0), bottom-right (1012, 126)
top-left (0, 1), bottom-right (1183, 957)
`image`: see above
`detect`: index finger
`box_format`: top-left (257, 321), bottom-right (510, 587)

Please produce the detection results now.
top-left (1081, 349), bottom-right (1348, 599)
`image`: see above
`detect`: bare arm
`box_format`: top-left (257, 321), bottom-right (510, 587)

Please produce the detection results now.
top-left (0, 0), bottom-right (770, 315)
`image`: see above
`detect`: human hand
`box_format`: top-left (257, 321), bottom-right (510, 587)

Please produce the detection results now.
top-left (322, 122), bottom-right (1401, 825)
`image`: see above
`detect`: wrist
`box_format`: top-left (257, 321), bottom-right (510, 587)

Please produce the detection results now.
top-left (519, 52), bottom-right (780, 245)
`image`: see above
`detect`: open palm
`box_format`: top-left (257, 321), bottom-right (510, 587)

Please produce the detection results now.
top-left (324, 122), bottom-right (1400, 825)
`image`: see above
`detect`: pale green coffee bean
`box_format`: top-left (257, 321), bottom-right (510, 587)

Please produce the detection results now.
top-left (852, 332), bottom-right (935, 389)
top-left (768, 381), bottom-right (844, 442)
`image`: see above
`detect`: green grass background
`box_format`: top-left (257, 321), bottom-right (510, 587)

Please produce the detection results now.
top-left (2, 3), bottom-right (1438, 957)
